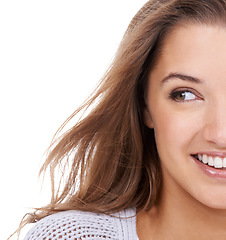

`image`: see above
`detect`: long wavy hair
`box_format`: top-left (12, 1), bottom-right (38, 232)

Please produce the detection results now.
top-left (16, 0), bottom-right (226, 236)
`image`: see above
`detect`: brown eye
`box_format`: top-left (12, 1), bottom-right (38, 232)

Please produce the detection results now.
top-left (170, 90), bottom-right (196, 101)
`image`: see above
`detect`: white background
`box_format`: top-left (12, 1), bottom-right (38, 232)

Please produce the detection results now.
top-left (0, 1), bottom-right (147, 239)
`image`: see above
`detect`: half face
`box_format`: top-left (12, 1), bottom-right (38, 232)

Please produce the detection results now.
top-left (145, 23), bottom-right (226, 209)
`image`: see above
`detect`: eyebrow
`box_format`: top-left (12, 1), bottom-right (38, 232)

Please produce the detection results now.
top-left (161, 72), bottom-right (203, 85)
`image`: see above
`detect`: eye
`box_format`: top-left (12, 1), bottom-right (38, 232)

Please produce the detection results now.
top-left (169, 89), bottom-right (199, 102)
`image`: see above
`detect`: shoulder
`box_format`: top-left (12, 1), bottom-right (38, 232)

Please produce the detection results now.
top-left (24, 208), bottom-right (138, 240)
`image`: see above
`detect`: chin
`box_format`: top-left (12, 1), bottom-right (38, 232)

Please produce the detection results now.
top-left (195, 189), bottom-right (226, 211)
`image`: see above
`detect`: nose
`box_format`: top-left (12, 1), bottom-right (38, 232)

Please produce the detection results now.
top-left (202, 103), bottom-right (226, 148)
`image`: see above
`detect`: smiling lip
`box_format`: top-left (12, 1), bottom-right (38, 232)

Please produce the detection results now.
top-left (192, 153), bottom-right (226, 180)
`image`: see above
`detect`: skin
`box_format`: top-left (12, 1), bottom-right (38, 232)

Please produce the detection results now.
top-left (137, 24), bottom-right (226, 240)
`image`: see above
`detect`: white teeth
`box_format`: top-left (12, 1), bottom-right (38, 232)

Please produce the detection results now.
top-left (197, 154), bottom-right (226, 169)
top-left (223, 158), bottom-right (226, 167)
top-left (208, 156), bottom-right (214, 166)
top-left (214, 157), bottom-right (223, 168)
top-left (202, 154), bottom-right (208, 164)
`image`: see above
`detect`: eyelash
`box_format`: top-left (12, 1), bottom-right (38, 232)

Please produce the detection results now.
top-left (168, 88), bottom-right (201, 102)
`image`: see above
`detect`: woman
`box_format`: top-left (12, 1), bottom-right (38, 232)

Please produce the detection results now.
top-left (20, 0), bottom-right (226, 239)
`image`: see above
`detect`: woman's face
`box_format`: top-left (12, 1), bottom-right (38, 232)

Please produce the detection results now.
top-left (145, 23), bottom-right (226, 209)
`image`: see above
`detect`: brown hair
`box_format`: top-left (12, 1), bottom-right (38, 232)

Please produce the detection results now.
top-left (15, 0), bottom-right (226, 236)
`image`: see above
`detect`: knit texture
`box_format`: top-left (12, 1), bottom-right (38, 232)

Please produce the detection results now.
top-left (24, 208), bottom-right (138, 240)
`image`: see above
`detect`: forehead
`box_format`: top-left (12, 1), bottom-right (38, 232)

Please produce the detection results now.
top-left (150, 23), bottom-right (226, 83)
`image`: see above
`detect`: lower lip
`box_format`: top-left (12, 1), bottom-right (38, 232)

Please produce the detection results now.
top-left (193, 156), bottom-right (226, 180)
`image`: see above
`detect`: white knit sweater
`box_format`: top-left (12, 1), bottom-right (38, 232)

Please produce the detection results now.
top-left (24, 208), bottom-right (138, 240)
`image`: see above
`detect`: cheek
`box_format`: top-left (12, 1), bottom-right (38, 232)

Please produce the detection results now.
top-left (152, 107), bottom-right (200, 159)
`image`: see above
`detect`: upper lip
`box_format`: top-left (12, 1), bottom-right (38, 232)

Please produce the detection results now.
top-left (192, 152), bottom-right (226, 158)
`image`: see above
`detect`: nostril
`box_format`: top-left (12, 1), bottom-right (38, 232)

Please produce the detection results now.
top-left (202, 124), bottom-right (226, 148)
